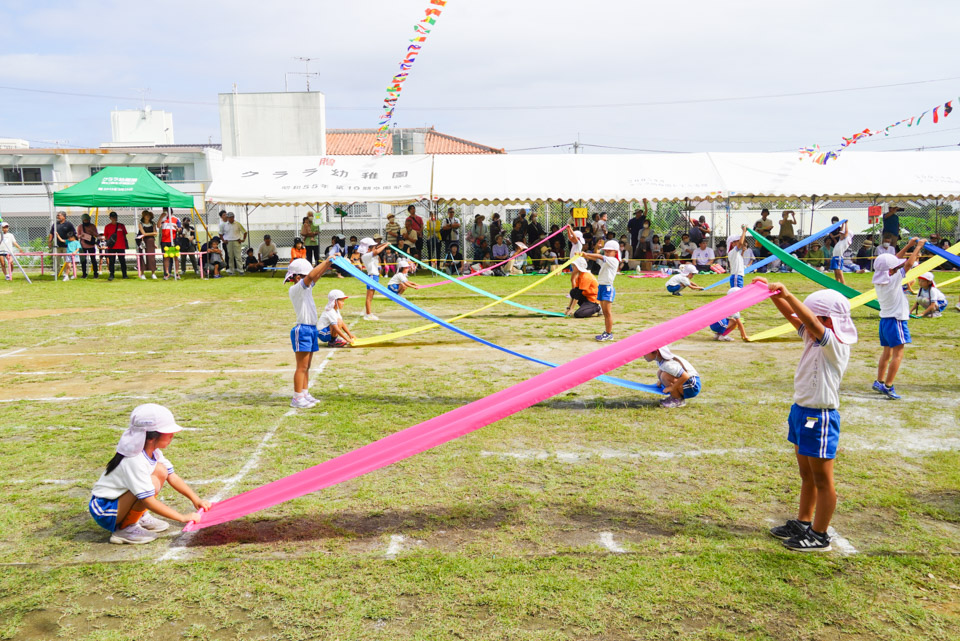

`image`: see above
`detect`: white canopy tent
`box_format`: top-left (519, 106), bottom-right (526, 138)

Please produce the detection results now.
top-left (205, 151), bottom-right (960, 205)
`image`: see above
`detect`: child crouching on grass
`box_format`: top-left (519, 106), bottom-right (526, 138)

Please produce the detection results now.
top-left (755, 278), bottom-right (857, 553)
top-left (665, 264), bottom-right (702, 296)
top-left (643, 345), bottom-right (701, 409)
top-left (89, 404), bottom-right (209, 545)
top-left (388, 259), bottom-right (419, 295)
top-left (912, 272), bottom-right (948, 318)
top-left (709, 287), bottom-right (749, 341)
top-left (319, 289), bottom-right (356, 348)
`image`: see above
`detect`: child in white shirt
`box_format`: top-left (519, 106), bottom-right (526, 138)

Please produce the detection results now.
top-left (359, 237), bottom-right (387, 321)
top-left (582, 240), bottom-right (621, 342)
top-left (387, 259), bottom-right (419, 295)
top-left (566, 228), bottom-right (585, 287)
top-left (755, 279), bottom-right (857, 553)
top-left (830, 221), bottom-right (853, 285)
top-left (872, 238), bottom-right (925, 399)
top-left (665, 264), bottom-right (703, 296)
top-left (89, 404), bottom-right (209, 545)
top-left (285, 257), bottom-right (333, 409)
top-left (708, 287), bottom-right (749, 341)
top-left (726, 226), bottom-right (748, 288)
top-left (911, 272), bottom-right (947, 318)
top-left (643, 345), bottom-right (700, 409)
top-left (318, 289), bottom-right (356, 347)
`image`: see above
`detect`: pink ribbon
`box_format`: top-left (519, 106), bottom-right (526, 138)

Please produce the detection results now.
top-left (184, 282), bottom-right (774, 531)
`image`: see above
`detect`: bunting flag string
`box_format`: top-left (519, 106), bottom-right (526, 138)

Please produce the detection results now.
top-left (373, 0), bottom-right (449, 155)
top-left (800, 94), bottom-right (958, 165)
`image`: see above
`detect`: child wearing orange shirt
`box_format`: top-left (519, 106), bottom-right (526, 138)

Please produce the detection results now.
top-left (565, 257), bottom-right (601, 317)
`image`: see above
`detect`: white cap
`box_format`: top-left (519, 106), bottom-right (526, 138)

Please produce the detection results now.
top-left (284, 258), bottom-right (313, 282)
top-left (325, 289), bottom-right (349, 311)
top-left (726, 234), bottom-right (741, 250)
top-left (397, 259), bottom-right (409, 270)
top-left (573, 230), bottom-right (584, 243)
top-left (358, 237), bottom-right (376, 254)
top-left (656, 345), bottom-right (676, 360)
top-left (680, 264), bottom-right (697, 275)
top-left (804, 289), bottom-right (858, 344)
top-left (514, 241), bottom-right (528, 250)
top-left (872, 253), bottom-right (905, 286)
top-left (117, 404), bottom-right (183, 457)
top-left (919, 271), bottom-right (935, 283)
top-left (0, 221), bottom-right (8, 227)
top-left (572, 256), bottom-right (589, 272)
top-left (603, 240), bottom-right (620, 252)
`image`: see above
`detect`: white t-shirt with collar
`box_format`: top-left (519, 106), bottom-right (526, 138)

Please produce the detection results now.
top-left (597, 256), bottom-right (619, 286)
top-left (318, 307), bottom-right (342, 330)
top-left (289, 279), bottom-right (318, 326)
top-left (389, 271), bottom-right (409, 287)
top-left (728, 247), bottom-right (744, 276)
top-left (876, 267), bottom-right (910, 320)
top-left (793, 326), bottom-right (849, 409)
top-left (91, 450), bottom-right (174, 500)
top-left (692, 247), bottom-right (715, 265)
top-left (361, 251), bottom-right (380, 278)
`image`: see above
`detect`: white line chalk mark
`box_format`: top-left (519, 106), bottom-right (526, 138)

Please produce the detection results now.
top-left (599, 532), bottom-right (627, 553)
top-left (385, 535), bottom-right (405, 559)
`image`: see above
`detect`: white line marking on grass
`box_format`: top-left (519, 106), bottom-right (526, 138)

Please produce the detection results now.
top-left (0, 396), bottom-right (82, 403)
top-left (104, 318), bottom-right (132, 326)
top-left (599, 532), bottom-right (627, 553)
top-left (385, 535), bottom-right (405, 559)
top-left (158, 352), bottom-right (334, 562)
top-left (5, 349), bottom-right (287, 358)
top-left (7, 369), bottom-right (295, 376)
top-left (827, 527), bottom-right (858, 556)
top-left (480, 447), bottom-right (761, 462)
top-left (0, 348), bottom-right (27, 359)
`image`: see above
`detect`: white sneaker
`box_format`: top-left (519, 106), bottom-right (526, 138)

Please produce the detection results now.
top-left (718, 335), bottom-right (734, 342)
top-left (363, 314), bottom-right (380, 321)
top-left (138, 513), bottom-right (170, 532)
top-left (109, 524), bottom-right (158, 545)
top-left (62, 274), bottom-right (69, 281)
top-left (304, 392), bottom-right (320, 405)
top-left (290, 395), bottom-right (316, 409)
top-left (140, 274), bottom-right (146, 280)
top-left (151, 273), bottom-right (157, 280)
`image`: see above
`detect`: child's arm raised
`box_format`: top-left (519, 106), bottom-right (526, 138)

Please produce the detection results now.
top-left (302, 257), bottom-right (333, 287)
top-left (753, 277), bottom-right (826, 341)
top-left (581, 251), bottom-right (603, 260)
top-left (903, 238), bottom-right (926, 272)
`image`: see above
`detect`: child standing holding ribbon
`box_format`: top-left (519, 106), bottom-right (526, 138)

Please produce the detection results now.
top-left (582, 239), bottom-right (621, 342)
top-left (756, 279), bottom-right (857, 552)
top-left (285, 257), bottom-right (332, 409)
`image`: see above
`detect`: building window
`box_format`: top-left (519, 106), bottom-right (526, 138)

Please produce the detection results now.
top-left (148, 166), bottom-right (185, 182)
top-left (3, 167), bottom-right (42, 184)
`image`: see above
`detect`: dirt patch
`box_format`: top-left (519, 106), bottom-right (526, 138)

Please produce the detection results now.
top-left (0, 307), bottom-right (110, 321)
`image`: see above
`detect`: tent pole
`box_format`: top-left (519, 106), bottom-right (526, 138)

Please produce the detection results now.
top-left (810, 195), bottom-right (817, 236)
top-left (192, 208), bottom-right (210, 241)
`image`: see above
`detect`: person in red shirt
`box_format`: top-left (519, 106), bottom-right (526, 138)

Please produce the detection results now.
top-left (405, 204), bottom-right (424, 256)
top-left (158, 209), bottom-right (181, 280)
top-left (103, 212), bottom-right (129, 280)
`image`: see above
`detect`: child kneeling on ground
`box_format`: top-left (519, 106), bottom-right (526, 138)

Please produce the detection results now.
top-left (644, 345), bottom-right (701, 409)
top-left (709, 287), bottom-right (749, 341)
top-left (756, 279), bottom-right (857, 552)
top-left (319, 289), bottom-right (356, 348)
top-left (565, 256), bottom-right (601, 318)
top-left (388, 259), bottom-right (419, 295)
top-left (665, 264), bottom-right (702, 296)
top-left (89, 404), bottom-right (209, 545)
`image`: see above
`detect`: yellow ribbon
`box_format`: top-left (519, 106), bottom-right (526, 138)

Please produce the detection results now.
top-left (748, 241), bottom-right (960, 341)
top-left (352, 256), bottom-right (576, 346)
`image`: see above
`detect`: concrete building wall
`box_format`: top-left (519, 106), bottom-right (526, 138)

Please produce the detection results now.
top-left (219, 92), bottom-right (326, 157)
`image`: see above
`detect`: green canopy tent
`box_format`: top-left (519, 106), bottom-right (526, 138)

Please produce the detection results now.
top-left (53, 166), bottom-right (195, 209)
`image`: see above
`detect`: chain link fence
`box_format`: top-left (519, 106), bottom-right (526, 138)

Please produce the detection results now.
top-left (3, 183), bottom-right (958, 276)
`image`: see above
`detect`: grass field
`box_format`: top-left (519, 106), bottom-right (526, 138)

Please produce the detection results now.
top-left (1, 267), bottom-right (959, 641)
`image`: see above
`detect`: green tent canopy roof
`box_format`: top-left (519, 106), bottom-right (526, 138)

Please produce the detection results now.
top-left (53, 166), bottom-right (195, 208)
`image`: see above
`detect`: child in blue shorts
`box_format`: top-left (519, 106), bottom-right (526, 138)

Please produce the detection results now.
top-left (387, 259), bottom-right (419, 295)
top-left (872, 238), bottom-right (925, 400)
top-left (318, 289), bottom-right (356, 347)
top-left (708, 287), bottom-right (749, 341)
top-left (89, 404), bottom-right (209, 545)
top-left (643, 345), bottom-right (700, 409)
top-left (830, 221), bottom-right (852, 285)
top-left (286, 257), bottom-right (332, 409)
top-left (756, 279), bottom-right (857, 552)
top-left (665, 264), bottom-right (702, 296)
top-left (359, 237), bottom-right (388, 321)
top-left (912, 272), bottom-right (948, 318)
top-left (582, 240), bottom-right (621, 342)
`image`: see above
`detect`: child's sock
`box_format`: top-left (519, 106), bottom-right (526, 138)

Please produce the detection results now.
top-left (798, 520), bottom-right (811, 527)
top-left (119, 509), bottom-right (146, 530)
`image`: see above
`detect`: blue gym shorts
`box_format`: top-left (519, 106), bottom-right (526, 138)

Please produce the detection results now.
top-left (387, 283), bottom-right (401, 294)
top-left (318, 326), bottom-right (332, 344)
top-left (829, 256), bottom-right (843, 270)
top-left (598, 285), bottom-right (615, 302)
top-left (709, 319), bottom-right (731, 335)
top-left (729, 274), bottom-right (743, 288)
top-left (682, 375), bottom-right (701, 399)
top-left (879, 317), bottom-right (911, 347)
top-left (291, 324), bottom-right (319, 352)
top-left (787, 403), bottom-right (840, 459)
top-left (366, 275), bottom-right (379, 291)
top-left (89, 496), bottom-right (119, 532)
top-left (666, 284), bottom-right (684, 293)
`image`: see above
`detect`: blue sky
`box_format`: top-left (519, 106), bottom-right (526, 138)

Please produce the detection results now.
top-left (1, 0), bottom-right (959, 153)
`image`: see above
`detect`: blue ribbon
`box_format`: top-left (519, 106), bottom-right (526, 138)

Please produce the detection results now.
top-left (702, 220), bottom-right (845, 291)
top-left (922, 242), bottom-right (960, 270)
top-left (334, 257), bottom-right (665, 395)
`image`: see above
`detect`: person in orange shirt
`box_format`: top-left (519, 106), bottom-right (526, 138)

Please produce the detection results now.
top-left (565, 257), bottom-right (601, 317)
top-left (290, 237), bottom-right (307, 260)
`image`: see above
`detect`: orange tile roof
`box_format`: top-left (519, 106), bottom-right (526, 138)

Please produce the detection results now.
top-left (326, 127), bottom-right (504, 155)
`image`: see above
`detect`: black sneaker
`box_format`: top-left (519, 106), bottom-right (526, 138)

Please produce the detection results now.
top-left (769, 519), bottom-right (809, 540)
top-left (782, 527), bottom-right (832, 552)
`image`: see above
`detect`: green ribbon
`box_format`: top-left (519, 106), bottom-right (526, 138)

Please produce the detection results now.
top-left (748, 229), bottom-right (881, 312)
